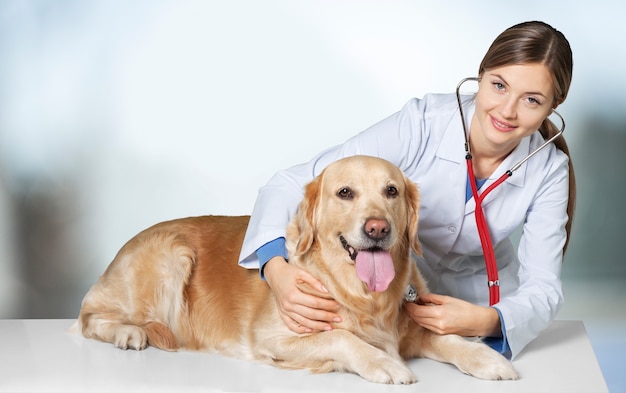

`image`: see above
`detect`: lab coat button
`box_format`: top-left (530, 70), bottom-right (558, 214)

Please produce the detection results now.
top-left (448, 226), bottom-right (456, 234)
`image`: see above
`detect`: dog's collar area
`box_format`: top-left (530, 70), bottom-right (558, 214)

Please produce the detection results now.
top-left (339, 235), bottom-right (358, 261)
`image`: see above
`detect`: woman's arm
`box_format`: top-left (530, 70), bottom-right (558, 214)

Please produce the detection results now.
top-left (496, 157), bottom-right (569, 358)
top-left (237, 96), bottom-right (441, 333)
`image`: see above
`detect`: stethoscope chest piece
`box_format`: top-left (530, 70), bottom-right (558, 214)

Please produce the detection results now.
top-left (404, 284), bottom-right (418, 303)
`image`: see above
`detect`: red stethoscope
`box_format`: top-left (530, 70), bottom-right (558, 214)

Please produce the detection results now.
top-left (455, 77), bottom-right (566, 306)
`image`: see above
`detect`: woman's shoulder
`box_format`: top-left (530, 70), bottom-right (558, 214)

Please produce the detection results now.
top-left (525, 132), bottom-right (570, 186)
top-left (403, 92), bottom-right (462, 112)
top-left (398, 93), bottom-right (465, 126)
top-left (529, 132), bottom-right (569, 165)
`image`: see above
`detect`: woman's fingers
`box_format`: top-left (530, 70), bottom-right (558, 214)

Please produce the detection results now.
top-left (294, 269), bottom-right (330, 295)
top-left (265, 258), bottom-right (342, 333)
top-left (404, 294), bottom-right (500, 337)
top-left (283, 292), bottom-right (341, 332)
top-left (418, 292), bottom-right (448, 305)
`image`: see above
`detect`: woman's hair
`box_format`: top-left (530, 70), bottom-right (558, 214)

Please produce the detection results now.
top-left (479, 21), bottom-right (576, 254)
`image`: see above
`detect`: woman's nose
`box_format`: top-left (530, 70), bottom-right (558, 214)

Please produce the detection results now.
top-left (499, 96), bottom-right (518, 119)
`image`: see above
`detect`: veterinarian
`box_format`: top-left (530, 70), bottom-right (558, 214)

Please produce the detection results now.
top-left (238, 20), bottom-right (575, 360)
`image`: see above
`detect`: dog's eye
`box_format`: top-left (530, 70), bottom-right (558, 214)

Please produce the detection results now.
top-left (337, 187), bottom-right (354, 200)
top-left (386, 186), bottom-right (399, 198)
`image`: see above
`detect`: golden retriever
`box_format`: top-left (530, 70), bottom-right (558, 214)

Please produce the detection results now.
top-left (75, 155), bottom-right (518, 384)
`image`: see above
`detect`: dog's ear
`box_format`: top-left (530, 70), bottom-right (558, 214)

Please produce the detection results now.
top-left (405, 177), bottom-right (422, 257)
top-left (292, 174), bottom-right (321, 256)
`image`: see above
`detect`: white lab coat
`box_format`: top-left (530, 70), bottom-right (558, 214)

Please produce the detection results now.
top-left (238, 93), bottom-right (569, 359)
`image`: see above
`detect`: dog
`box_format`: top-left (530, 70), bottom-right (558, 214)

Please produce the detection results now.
top-left (75, 155), bottom-right (518, 384)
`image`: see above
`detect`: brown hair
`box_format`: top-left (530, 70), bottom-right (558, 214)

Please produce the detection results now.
top-left (479, 21), bottom-right (575, 254)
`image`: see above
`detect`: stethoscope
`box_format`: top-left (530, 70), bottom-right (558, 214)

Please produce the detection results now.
top-left (455, 77), bottom-right (566, 306)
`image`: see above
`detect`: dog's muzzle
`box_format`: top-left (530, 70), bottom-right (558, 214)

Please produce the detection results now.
top-left (339, 235), bottom-right (358, 261)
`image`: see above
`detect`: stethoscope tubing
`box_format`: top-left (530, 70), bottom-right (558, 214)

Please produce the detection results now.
top-left (455, 77), bottom-right (566, 306)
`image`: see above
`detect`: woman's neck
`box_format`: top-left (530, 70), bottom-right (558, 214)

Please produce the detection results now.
top-left (468, 120), bottom-right (515, 179)
top-left (470, 148), bottom-right (503, 179)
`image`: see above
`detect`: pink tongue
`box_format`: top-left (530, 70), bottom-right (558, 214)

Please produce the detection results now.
top-left (355, 250), bottom-right (395, 292)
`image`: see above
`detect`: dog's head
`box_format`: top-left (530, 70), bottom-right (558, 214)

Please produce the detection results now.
top-left (287, 155), bottom-right (421, 294)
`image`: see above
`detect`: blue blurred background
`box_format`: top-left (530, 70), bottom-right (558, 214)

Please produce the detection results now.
top-left (1, 1), bottom-right (624, 391)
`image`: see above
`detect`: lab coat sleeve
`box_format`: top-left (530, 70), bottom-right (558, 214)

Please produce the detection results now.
top-left (495, 153), bottom-right (569, 359)
top-left (237, 97), bottom-right (430, 268)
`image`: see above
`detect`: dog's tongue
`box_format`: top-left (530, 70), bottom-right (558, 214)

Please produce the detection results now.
top-left (355, 250), bottom-right (395, 292)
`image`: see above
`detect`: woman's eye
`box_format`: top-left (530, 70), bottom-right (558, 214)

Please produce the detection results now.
top-left (387, 186), bottom-right (399, 197)
top-left (493, 82), bottom-right (505, 91)
top-left (527, 96), bottom-right (541, 105)
top-left (337, 187), bottom-right (353, 200)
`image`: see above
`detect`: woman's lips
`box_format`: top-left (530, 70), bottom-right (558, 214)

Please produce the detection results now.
top-left (490, 115), bottom-right (516, 132)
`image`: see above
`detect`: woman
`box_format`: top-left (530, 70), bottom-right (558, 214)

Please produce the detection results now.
top-left (237, 20), bottom-right (575, 359)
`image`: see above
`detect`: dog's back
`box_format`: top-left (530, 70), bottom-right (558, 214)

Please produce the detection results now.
top-left (78, 215), bottom-right (276, 359)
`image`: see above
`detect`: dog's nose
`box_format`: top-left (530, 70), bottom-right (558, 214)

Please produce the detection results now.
top-left (363, 218), bottom-right (390, 240)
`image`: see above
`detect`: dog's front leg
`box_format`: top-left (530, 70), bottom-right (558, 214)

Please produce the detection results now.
top-left (420, 331), bottom-right (519, 380)
top-left (257, 330), bottom-right (416, 385)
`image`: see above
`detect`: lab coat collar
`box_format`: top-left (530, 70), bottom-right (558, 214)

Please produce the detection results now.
top-left (436, 96), bottom-right (471, 166)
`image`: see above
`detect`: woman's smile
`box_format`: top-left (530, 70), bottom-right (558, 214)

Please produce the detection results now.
top-left (489, 114), bottom-right (516, 133)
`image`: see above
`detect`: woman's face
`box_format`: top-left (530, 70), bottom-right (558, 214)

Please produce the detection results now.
top-left (472, 63), bottom-right (555, 156)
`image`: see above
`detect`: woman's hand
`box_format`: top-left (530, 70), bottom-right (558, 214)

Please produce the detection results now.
top-left (264, 256), bottom-right (342, 334)
top-left (404, 293), bottom-right (502, 337)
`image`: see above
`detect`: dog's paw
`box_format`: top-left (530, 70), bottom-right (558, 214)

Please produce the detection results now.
top-left (359, 355), bottom-right (417, 384)
top-left (113, 325), bottom-right (148, 350)
top-left (458, 345), bottom-right (519, 380)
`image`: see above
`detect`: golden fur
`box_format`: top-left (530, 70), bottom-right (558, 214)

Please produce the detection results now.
top-left (76, 155), bottom-right (518, 384)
